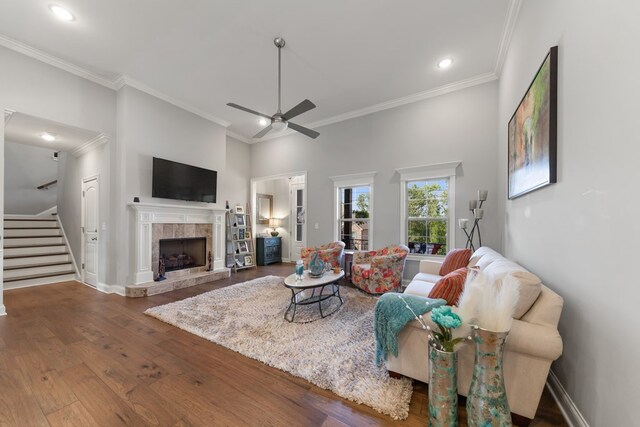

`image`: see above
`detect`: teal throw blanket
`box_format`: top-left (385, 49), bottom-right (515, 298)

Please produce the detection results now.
top-left (374, 293), bottom-right (446, 365)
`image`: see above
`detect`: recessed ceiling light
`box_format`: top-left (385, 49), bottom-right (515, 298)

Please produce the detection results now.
top-left (41, 132), bottom-right (56, 142)
top-left (48, 4), bottom-right (75, 21)
top-left (437, 58), bottom-right (453, 69)
top-left (258, 118), bottom-right (269, 126)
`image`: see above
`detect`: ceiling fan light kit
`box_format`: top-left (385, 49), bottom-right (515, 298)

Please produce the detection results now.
top-left (227, 37), bottom-right (320, 140)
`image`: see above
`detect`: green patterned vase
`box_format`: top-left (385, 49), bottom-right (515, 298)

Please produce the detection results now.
top-left (466, 327), bottom-right (512, 427)
top-left (428, 345), bottom-right (458, 427)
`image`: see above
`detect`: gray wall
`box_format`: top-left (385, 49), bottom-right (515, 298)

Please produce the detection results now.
top-left (251, 81), bottom-right (500, 278)
top-left (4, 141), bottom-right (58, 215)
top-left (115, 86), bottom-right (245, 285)
top-left (0, 45), bottom-right (117, 305)
top-left (498, 1), bottom-right (640, 425)
top-left (57, 144), bottom-right (111, 284)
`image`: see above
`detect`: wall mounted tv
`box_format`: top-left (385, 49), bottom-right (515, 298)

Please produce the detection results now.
top-left (152, 157), bottom-right (217, 203)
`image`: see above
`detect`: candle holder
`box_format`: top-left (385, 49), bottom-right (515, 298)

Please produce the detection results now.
top-left (458, 190), bottom-right (488, 251)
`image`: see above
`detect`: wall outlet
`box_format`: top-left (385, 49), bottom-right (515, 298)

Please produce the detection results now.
top-left (314, 223), bottom-right (319, 230)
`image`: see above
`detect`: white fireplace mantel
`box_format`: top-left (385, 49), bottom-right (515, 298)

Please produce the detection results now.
top-left (127, 202), bottom-right (228, 284)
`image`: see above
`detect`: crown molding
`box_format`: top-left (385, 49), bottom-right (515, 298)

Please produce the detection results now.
top-left (494, 0), bottom-right (523, 76)
top-left (258, 71), bottom-right (498, 143)
top-left (116, 76), bottom-right (231, 128)
top-left (0, 34), bottom-right (119, 89)
top-left (4, 109), bottom-right (15, 125)
top-left (0, 34), bottom-right (230, 128)
top-left (71, 133), bottom-right (109, 157)
top-left (226, 130), bottom-right (252, 144)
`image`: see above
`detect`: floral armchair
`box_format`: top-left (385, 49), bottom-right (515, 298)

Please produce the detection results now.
top-left (351, 245), bottom-right (409, 294)
top-left (301, 241), bottom-right (346, 269)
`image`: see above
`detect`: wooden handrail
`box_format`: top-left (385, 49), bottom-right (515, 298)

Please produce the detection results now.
top-left (37, 180), bottom-right (57, 190)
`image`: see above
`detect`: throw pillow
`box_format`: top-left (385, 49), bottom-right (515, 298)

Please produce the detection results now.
top-left (429, 267), bottom-right (468, 305)
top-left (439, 248), bottom-right (472, 276)
top-left (483, 259), bottom-right (542, 318)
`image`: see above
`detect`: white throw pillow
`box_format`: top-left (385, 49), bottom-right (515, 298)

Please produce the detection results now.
top-left (483, 259), bottom-right (542, 318)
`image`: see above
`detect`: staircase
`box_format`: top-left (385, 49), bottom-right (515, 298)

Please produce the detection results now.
top-left (3, 217), bottom-right (77, 289)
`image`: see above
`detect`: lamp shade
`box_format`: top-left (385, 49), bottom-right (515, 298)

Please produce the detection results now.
top-left (269, 217), bottom-right (279, 228)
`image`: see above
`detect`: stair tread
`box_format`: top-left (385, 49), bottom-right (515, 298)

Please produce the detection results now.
top-left (4, 243), bottom-right (66, 249)
top-left (4, 252), bottom-right (69, 260)
top-left (4, 270), bottom-right (75, 283)
top-left (4, 227), bottom-right (60, 230)
top-left (4, 218), bottom-right (57, 222)
top-left (4, 261), bottom-right (73, 271)
top-left (4, 235), bottom-right (63, 239)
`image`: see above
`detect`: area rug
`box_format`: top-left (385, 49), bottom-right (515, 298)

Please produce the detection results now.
top-left (145, 275), bottom-right (413, 420)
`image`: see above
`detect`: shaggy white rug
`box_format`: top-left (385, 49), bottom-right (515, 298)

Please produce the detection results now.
top-left (145, 275), bottom-right (413, 420)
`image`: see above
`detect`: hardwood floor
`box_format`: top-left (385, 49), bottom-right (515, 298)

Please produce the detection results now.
top-left (0, 264), bottom-right (567, 426)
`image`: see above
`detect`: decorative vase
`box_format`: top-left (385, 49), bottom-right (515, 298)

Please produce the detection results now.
top-left (466, 327), bottom-right (512, 427)
top-left (428, 345), bottom-right (458, 427)
top-left (309, 252), bottom-right (325, 277)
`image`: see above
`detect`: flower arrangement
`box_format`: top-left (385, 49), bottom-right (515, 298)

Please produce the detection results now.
top-left (429, 306), bottom-right (465, 352)
top-left (397, 295), bottom-right (466, 353)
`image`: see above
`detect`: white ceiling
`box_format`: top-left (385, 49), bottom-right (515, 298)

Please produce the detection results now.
top-left (0, 1), bottom-right (518, 140)
top-left (5, 112), bottom-right (100, 152)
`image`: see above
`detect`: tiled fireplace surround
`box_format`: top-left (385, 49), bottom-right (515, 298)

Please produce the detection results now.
top-left (152, 223), bottom-right (212, 279)
top-left (127, 202), bottom-right (230, 296)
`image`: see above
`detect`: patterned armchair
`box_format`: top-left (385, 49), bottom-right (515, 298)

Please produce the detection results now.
top-left (351, 245), bottom-right (409, 294)
top-left (301, 241), bottom-right (346, 269)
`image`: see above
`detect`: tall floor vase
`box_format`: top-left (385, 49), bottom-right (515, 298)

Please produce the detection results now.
top-left (466, 327), bottom-right (512, 427)
top-left (428, 346), bottom-right (458, 427)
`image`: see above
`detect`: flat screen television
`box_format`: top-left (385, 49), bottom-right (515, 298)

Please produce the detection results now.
top-left (152, 157), bottom-right (217, 203)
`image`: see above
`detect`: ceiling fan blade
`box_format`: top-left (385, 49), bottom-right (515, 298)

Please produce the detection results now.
top-left (283, 99), bottom-right (316, 121)
top-left (288, 122), bottom-right (320, 139)
top-left (253, 124), bottom-right (273, 139)
top-left (226, 103), bottom-right (273, 120)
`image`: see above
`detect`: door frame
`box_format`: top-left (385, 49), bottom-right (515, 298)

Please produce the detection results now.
top-left (250, 171), bottom-right (307, 263)
top-left (81, 174), bottom-right (99, 286)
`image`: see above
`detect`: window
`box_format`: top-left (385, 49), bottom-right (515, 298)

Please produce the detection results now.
top-left (339, 186), bottom-right (370, 250)
top-left (330, 172), bottom-right (376, 251)
top-left (397, 162), bottom-right (459, 257)
top-left (406, 179), bottom-right (448, 255)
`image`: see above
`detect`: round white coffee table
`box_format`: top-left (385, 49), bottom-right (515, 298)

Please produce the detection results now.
top-left (283, 270), bottom-right (345, 322)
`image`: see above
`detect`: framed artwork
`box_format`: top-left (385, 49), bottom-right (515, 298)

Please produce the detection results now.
top-left (236, 214), bottom-right (245, 227)
top-left (244, 255), bottom-right (253, 266)
top-left (256, 193), bottom-right (273, 224)
top-left (238, 228), bottom-right (245, 240)
top-left (245, 231), bottom-right (252, 240)
top-left (235, 205), bottom-right (245, 214)
top-left (508, 46), bottom-right (558, 199)
top-left (237, 241), bottom-right (248, 253)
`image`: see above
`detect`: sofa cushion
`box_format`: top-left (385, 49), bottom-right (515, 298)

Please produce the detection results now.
top-left (472, 247), bottom-right (504, 270)
top-left (412, 272), bottom-right (443, 284)
top-left (483, 259), bottom-right (542, 319)
top-left (439, 248), bottom-right (472, 276)
top-left (428, 267), bottom-right (468, 305)
top-left (404, 280), bottom-right (437, 297)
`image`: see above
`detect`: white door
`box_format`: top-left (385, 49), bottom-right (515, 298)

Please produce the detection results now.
top-left (290, 181), bottom-right (306, 260)
top-left (82, 177), bottom-right (99, 287)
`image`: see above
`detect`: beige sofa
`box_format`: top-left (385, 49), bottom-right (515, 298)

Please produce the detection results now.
top-left (386, 247), bottom-right (563, 420)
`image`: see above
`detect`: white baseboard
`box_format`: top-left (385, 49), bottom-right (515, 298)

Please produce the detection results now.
top-left (546, 370), bottom-right (590, 427)
top-left (0, 304), bottom-right (6, 316)
top-left (96, 282), bottom-right (126, 296)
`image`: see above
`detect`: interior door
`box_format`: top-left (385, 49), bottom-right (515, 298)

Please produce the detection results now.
top-left (290, 181), bottom-right (306, 261)
top-left (82, 177), bottom-right (99, 287)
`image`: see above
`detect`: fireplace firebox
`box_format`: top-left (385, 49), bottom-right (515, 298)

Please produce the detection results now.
top-left (159, 237), bottom-right (206, 272)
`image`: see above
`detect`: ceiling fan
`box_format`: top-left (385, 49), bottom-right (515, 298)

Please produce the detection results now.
top-left (227, 37), bottom-right (320, 140)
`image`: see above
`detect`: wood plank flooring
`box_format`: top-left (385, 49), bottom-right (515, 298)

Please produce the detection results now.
top-left (0, 264), bottom-right (567, 426)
